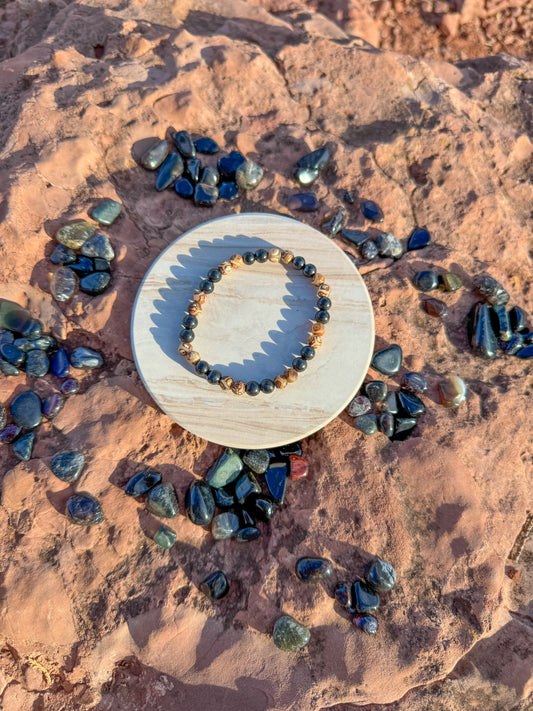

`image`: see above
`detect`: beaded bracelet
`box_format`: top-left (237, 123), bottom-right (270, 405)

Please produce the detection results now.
top-left (177, 247), bottom-right (332, 396)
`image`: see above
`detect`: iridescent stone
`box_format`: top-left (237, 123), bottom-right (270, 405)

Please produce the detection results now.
top-left (297, 146), bottom-right (330, 172)
top-left (294, 166), bottom-right (319, 186)
top-left (218, 182), bottom-right (239, 200)
top-left (289, 454), bottom-right (308, 480)
top-left (185, 480), bottom-right (215, 525)
top-left (504, 332), bottom-right (524, 355)
top-left (66, 493), bottom-right (103, 525)
top-left (422, 297), bottom-right (448, 318)
top-left (218, 151), bottom-right (246, 179)
top-left (287, 193), bottom-right (317, 212)
top-left (401, 372), bottom-right (428, 394)
top-left (407, 227), bottom-right (430, 250)
top-left (153, 525), bottom-right (176, 549)
top-left (360, 199), bottom-right (384, 222)
top-left (242, 449), bottom-right (270, 474)
top-left (360, 240), bottom-right (378, 260)
top-left (413, 271), bottom-right (439, 292)
top-left (376, 232), bottom-right (403, 258)
top-left (273, 616), bottom-right (310, 651)
top-left (365, 558), bottom-right (396, 592)
top-left (470, 303), bottom-right (498, 359)
top-left (200, 570), bottom-right (229, 600)
top-left (0, 344), bottom-right (25, 366)
top-left (0, 425), bottom-right (21, 444)
top-left (193, 183), bottom-right (218, 206)
top-left (379, 412), bottom-right (394, 438)
top-left (353, 580), bottom-right (380, 612)
top-left (52, 348), bottom-right (70, 378)
top-left (365, 380), bottom-right (387, 403)
top-left (354, 414), bottom-right (378, 435)
top-left (50, 451), bottom-right (85, 483)
top-left (26, 349), bottom-right (49, 377)
top-left (155, 153), bottom-right (184, 190)
top-left (51, 244), bottom-right (76, 265)
top-left (354, 615), bottom-right (378, 634)
top-left (438, 272), bottom-right (462, 292)
top-left (91, 199), bottom-right (121, 226)
top-left (43, 392), bottom-right (64, 419)
top-left (473, 274), bottom-right (509, 306)
top-left (67, 257), bottom-right (94, 277)
top-left (10, 391), bottom-right (41, 429)
top-left (437, 375), bottom-right (466, 408)
top-left (509, 306), bottom-right (526, 332)
top-left (13, 431), bottom-right (35, 461)
top-left (125, 471), bottom-right (162, 497)
top-left (340, 228), bottom-right (371, 246)
top-left (81, 233), bottom-right (114, 261)
top-left (80, 271), bottom-right (111, 295)
top-left (69, 347), bottom-right (103, 369)
top-left (491, 304), bottom-right (512, 341)
top-left (384, 391), bottom-right (398, 414)
top-left (397, 390), bottom-right (425, 417)
top-left (0, 359), bottom-right (19, 376)
top-left (372, 344), bottom-right (402, 375)
top-left (516, 344), bottom-right (533, 359)
top-left (321, 207), bottom-right (347, 237)
top-left (0, 302), bottom-right (42, 338)
top-left (236, 160), bottom-right (263, 190)
top-left (348, 395), bottom-right (371, 417)
top-left (145, 482), bottom-right (179, 518)
top-left (265, 461), bottom-right (287, 504)
top-left (207, 449), bottom-right (243, 489)
top-left (246, 494), bottom-right (275, 522)
top-left (235, 526), bottom-right (261, 542)
top-left (140, 139), bottom-right (169, 170)
top-left (211, 512), bottom-right (240, 540)
top-left (295, 556), bottom-right (333, 583)
top-left (60, 378), bottom-right (80, 396)
top-left (194, 137), bottom-right (219, 154)
top-left (175, 177), bottom-right (194, 198)
top-left (50, 267), bottom-right (78, 302)
top-left (201, 166), bottom-right (219, 187)
top-left (173, 130), bottom-right (196, 158)
top-left (55, 221), bottom-right (96, 249)
top-left (335, 583), bottom-right (355, 612)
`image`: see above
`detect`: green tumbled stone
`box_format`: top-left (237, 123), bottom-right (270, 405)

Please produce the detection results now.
top-left (55, 221), bottom-right (97, 249)
top-left (91, 200), bottom-right (121, 226)
top-left (206, 449), bottom-right (243, 489)
top-left (273, 616), bottom-right (310, 652)
top-left (153, 525), bottom-right (177, 549)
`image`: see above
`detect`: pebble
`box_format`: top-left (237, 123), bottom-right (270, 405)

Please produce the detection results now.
top-left (200, 570), bottom-right (229, 600)
top-left (470, 303), bottom-right (498, 359)
top-left (194, 183), bottom-right (218, 206)
top-left (371, 344), bottom-right (402, 375)
top-left (145, 482), bottom-right (180, 518)
top-left (515, 344), bottom-right (533, 358)
top-left (80, 271), bottom-right (111, 295)
top-left (153, 525), bottom-right (177, 549)
top-left (173, 130), bottom-right (196, 158)
top-left (509, 306), bottom-right (526, 332)
top-left (379, 412), bottom-right (394, 437)
top-left (218, 182), bottom-right (239, 200)
top-left (235, 526), bottom-right (261, 542)
top-left (365, 381), bottom-right (387, 403)
top-left (354, 615), bottom-right (378, 634)
top-left (437, 375), bottom-right (466, 408)
top-left (335, 583), bottom-right (355, 612)
top-left (201, 166), bottom-right (220, 187)
top-left (43, 393), bottom-right (64, 419)
top-left (50, 451), bottom-right (85, 483)
top-left (287, 193), bottom-right (317, 212)
top-left (473, 274), bottom-right (509, 306)
top-left (0, 344), bottom-right (25, 366)
top-left (438, 272), bottom-right (462, 292)
top-left (10, 391), bottom-right (42, 429)
top-left (0, 403), bottom-right (5, 431)
top-left (67, 257), bottom-right (94, 277)
top-left (355, 414), bottom-right (378, 435)
top-left (140, 139), bottom-right (169, 170)
top-left (52, 348), bottom-right (70, 378)
top-left (265, 461), bottom-right (288, 504)
top-left (236, 472), bottom-right (261, 503)
top-left (29, 336), bottom-right (54, 351)
top-left (13, 338), bottom-right (34, 352)
top-left (360, 199), bottom-right (384, 222)
top-left (376, 232), bottom-right (403, 258)
top-left (397, 390), bottom-right (425, 417)
top-left (361, 240), bottom-right (378, 260)
top-left (66, 493), bottom-right (103, 526)
top-left (392, 417), bottom-right (417, 439)
top-left (51, 267), bottom-right (78, 302)
top-left (343, 190), bottom-right (355, 204)
top-left (211, 512), bottom-right (240, 540)
top-left (321, 207), bottom-right (347, 237)
top-left (422, 297), bottom-right (448, 318)
top-left (26, 349), bottom-right (49, 377)
top-left (91, 200), bottom-right (121, 226)
top-left (156, 153), bottom-right (184, 191)
top-left (214, 487), bottom-right (234, 509)
top-left (61, 378), bottom-right (80, 396)
top-left (0, 425), bottom-right (21, 444)
top-left (125, 471), bottom-right (162, 497)
top-left (353, 580), bottom-right (380, 613)
top-left (273, 616), bottom-right (310, 652)
top-left (407, 227), bottom-right (431, 250)
top-left (185, 157), bottom-right (201, 183)
top-left (206, 449), bottom-right (243, 489)
top-left (295, 556), bottom-right (333, 583)
top-left (243, 449), bottom-right (270, 474)
top-left (55, 221), bottom-right (97, 249)
top-left (81, 233), bottom-right (115, 261)
top-left (413, 270), bottom-right (439, 292)
top-left (236, 160), bottom-right (263, 190)
top-left (365, 558), bottom-right (396, 592)
top-left (247, 494), bottom-right (275, 522)
top-left (384, 391), bottom-right (398, 414)
top-left (274, 442), bottom-right (303, 457)
top-left (194, 137), bottom-right (219, 154)
top-left (294, 166), bottom-right (319, 186)
top-left (340, 228), bottom-right (371, 246)
top-left (51, 244), bottom-right (76, 265)
top-left (240, 509), bottom-right (255, 527)
top-left (289, 454), bottom-right (308, 480)
top-left (297, 146), bottom-right (330, 172)
top-left (0, 302), bottom-right (42, 338)
top-left (69, 347), bottom-right (103, 369)
top-left (218, 151), bottom-right (246, 180)
top-left (503, 332), bottom-right (524, 355)
top-left (175, 177), bottom-right (195, 198)
top-left (348, 395), bottom-right (372, 417)
top-left (185, 480), bottom-right (216, 525)
top-left (400, 372), bottom-right (428, 394)
top-left (491, 304), bottom-right (512, 341)
top-left (13, 431), bottom-right (35, 461)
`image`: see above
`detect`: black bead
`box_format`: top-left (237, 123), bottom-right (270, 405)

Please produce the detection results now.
top-left (317, 297), bottom-right (331, 311)
top-left (303, 263), bottom-right (316, 278)
top-left (246, 381), bottom-right (260, 396)
top-left (292, 357), bottom-right (307, 372)
top-left (243, 251), bottom-right (256, 265)
top-left (199, 279), bottom-right (214, 293)
top-left (292, 256), bottom-right (305, 270)
top-left (300, 345), bottom-right (315, 360)
top-left (183, 315), bottom-right (198, 329)
top-left (208, 268), bottom-right (222, 282)
top-left (179, 329), bottom-right (195, 343)
top-left (255, 249), bottom-right (268, 263)
top-left (316, 310), bottom-right (330, 324)
top-left (260, 378), bottom-right (275, 394)
top-left (207, 369), bottom-right (221, 385)
top-left (195, 360), bottom-right (210, 377)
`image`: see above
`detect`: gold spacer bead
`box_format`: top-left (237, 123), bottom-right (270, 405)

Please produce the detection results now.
top-left (219, 376), bottom-right (233, 390)
top-left (311, 322), bottom-right (326, 336)
top-left (274, 375), bottom-right (288, 389)
top-left (187, 350), bottom-right (201, 364)
top-left (280, 250), bottom-right (294, 264)
top-left (308, 335), bottom-right (322, 349)
top-left (193, 291), bottom-right (207, 304)
top-left (231, 380), bottom-right (246, 396)
top-left (188, 302), bottom-right (202, 316)
top-left (230, 254), bottom-right (244, 268)
top-left (312, 272), bottom-right (325, 287)
top-left (268, 247), bottom-right (281, 262)
top-left (283, 368), bottom-right (298, 383)
top-left (218, 261), bottom-right (232, 275)
top-left (178, 342), bottom-right (192, 357)
top-left (317, 283), bottom-right (331, 298)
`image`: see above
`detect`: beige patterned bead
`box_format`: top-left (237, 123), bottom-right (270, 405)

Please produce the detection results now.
top-left (311, 322), bottom-right (326, 336)
top-left (308, 335), bottom-right (322, 349)
top-left (187, 350), bottom-right (201, 365)
top-left (178, 342), bottom-right (192, 357)
top-left (193, 291), bottom-right (207, 304)
top-left (231, 380), bottom-right (246, 396)
top-left (274, 375), bottom-right (288, 390)
top-left (280, 250), bottom-right (294, 264)
top-left (312, 272), bottom-right (325, 287)
top-left (230, 254), bottom-right (244, 268)
top-left (317, 283), bottom-right (331, 298)
top-left (219, 376), bottom-right (233, 390)
top-left (218, 261), bottom-right (232, 275)
top-left (268, 247), bottom-right (281, 262)
top-left (283, 368), bottom-right (298, 383)
top-left (188, 302), bottom-right (202, 316)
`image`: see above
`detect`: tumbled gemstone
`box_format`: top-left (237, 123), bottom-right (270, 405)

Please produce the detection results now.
top-left (413, 270), bottom-right (439, 292)
top-left (10, 391), bottom-right (42, 429)
top-left (67, 257), bottom-right (94, 277)
top-left (26, 349), bottom-right (49, 377)
top-left (348, 395), bottom-right (371, 417)
top-left (207, 449), bottom-right (243, 489)
top-left (218, 181), bottom-right (239, 200)
top-left (407, 227), bottom-right (431, 250)
top-left (153, 525), bottom-right (177, 549)
top-left (294, 166), bottom-right (319, 186)
top-left (473, 274), bottom-right (509, 306)
top-left (491, 304), bottom-right (512, 341)
top-left (437, 375), bottom-right (466, 408)
top-left (365, 381), bottom-right (387, 403)
top-left (211, 512), bottom-right (240, 540)
top-left (401, 372), bottom-right (428, 394)
top-left (80, 271), bottom-right (111, 295)
top-left (55, 221), bottom-right (96, 249)
top-left (423, 297), bottom-right (448, 318)
top-left (174, 177), bottom-right (194, 198)
top-left (243, 449), bottom-right (270, 474)
top-left (29, 336), bottom-right (54, 351)
top-left (13, 431), bottom-right (35, 461)
top-left (289, 454), bottom-right (308, 480)
top-left (125, 471), bottom-right (162, 497)
top-left (376, 232), bottom-right (403, 258)
top-left (155, 153), bottom-right (184, 191)
top-left (50, 451), bottom-right (85, 483)
top-left (236, 160), bottom-right (263, 190)
top-left (273, 441), bottom-right (303, 457)
top-left (0, 343), bottom-right (25, 366)
top-left (353, 580), bottom-right (380, 613)
top-left (60, 378), bottom-right (80, 396)
top-left (379, 412), bottom-right (394, 437)
top-left (246, 494), bottom-right (275, 522)
top-left (343, 190), bottom-right (355, 204)
top-left (194, 137), bottom-right (219, 154)
top-left (91, 199), bottom-right (121, 226)
top-left (214, 487), bottom-right (234, 508)
top-left (66, 493), bottom-right (103, 525)
top-left (438, 272), bottom-right (462, 292)
top-left (360, 240), bottom-right (378, 260)
top-left (384, 391), bottom-right (398, 414)
top-left (0, 330), bottom-right (14, 346)
top-left (295, 556), bottom-right (333, 583)
top-left (287, 193), bottom-right (317, 212)
top-left (50, 267), bottom-right (78, 302)
top-left (0, 359), bottom-right (18, 376)
top-left (145, 482), bottom-right (179, 518)
top-left (194, 183), bottom-right (218, 206)
top-left (335, 583), bottom-right (355, 612)
top-left (273, 616), bottom-right (310, 652)
top-left (297, 146), bottom-right (330, 172)
top-left (52, 348), bottom-right (70, 378)
top-left (365, 558), bottom-right (396, 592)
top-left (94, 258), bottom-right (111, 272)
top-left (516, 344), bottom-right (533, 359)
top-left (0, 425), bottom-right (21, 444)
top-left (235, 526), bottom-right (261, 542)
top-left (218, 151), bottom-right (246, 179)
top-left (470, 303), bottom-right (498, 359)
top-left (523, 332), bottom-right (533, 344)
top-left (372, 344), bottom-right (402, 375)
top-left (81, 233), bottom-right (115, 261)
top-left (43, 392), bottom-right (64, 419)
top-left (201, 166), bottom-right (219, 187)
top-left (321, 207), bottom-right (347, 237)
top-left (265, 461), bottom-right (288, 503)
top-left (0, 302), bottom-right (42, 338)
top-left (185, 480), bottom-right (215, 525)
top-left (503, 332), bottom-right (524, 355)
top-left (51, 244), bottom-right (76, 265)
top-left (173, 130), bottom-right (196, 158)
top-left (393, 417), bottom-right (417, 437)
top-left (239, 509), bottom-right (255, 528)
top-left (360, 199), bottom-right (384, 222)
top-left (13, 338), bottom-right (33, 352)
top-left (140, 139), bottom-right (169, 170)
top-left (397, 390), bottom-right (425, 417)
top-left (354, 615), bottom-right (378, 634)
top-left (184, 157), bottom-right (200, 184)
top-left (70, 347), bottom-right (103, 369)
top-left (509, 306), bottom-right (526, 332)
top-left (340, 228), bottom-right (371, 246)
top-left (200, 570), bottom-right (229, 600)
top-left (355, 414), bottom-right (378, 435)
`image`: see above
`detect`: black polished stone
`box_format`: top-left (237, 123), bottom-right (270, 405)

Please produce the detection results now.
top-left (343, 190), bottom-right (355, 204)
top-left (240, 509), bottom-right (255, 527)
top-left (265, 461), bottom-right (288, 503)
top-left (200, 571), bottom-right (229, 600)
top-left (365, 558), bottom-right (397, 592)
top-left (179, 329), bottom-right (195, 343)
top-left (243, 251), bottom-right (256, 265)
top-left (155, 152), bottom-right (184, 190)
top-left (207, 369), bottom-right (221, 385)
top-left (316, 310), bottom-right (330, 324)
top-left (254, 249), bottom-right (268, 263)
top-left (379, 412), bottom-right (395, 437)
top-left (199, 279), bottom-right (214, 293)
top-left (340, 228), bottom-right (371, 246)
top-left (246, 381), bottom-right (260, 396)
top-left (93, 258), bottom-right (111, 272)
top-left (384, 391), bottom-right (398, 414)
top-left (10, 391), bottom-right (42, 429)
top-left (287, 193), bottom-right (318, 212)
top-left (207, 268), bottom-right (222, 282)
top-left (51, 244), bottom-right (76, 265)
top-left (66, 493), bottom-right (103, 526)
top-left (400, 372), bottom-right (428, 394)
top-left (193, 183), bottom-right (218, 206)
top-left (516, 344), bottom-right (533, 359)
top-left (140, 139), bottom-right (169, 170)
top-left (317, 297), bottom-right (331, 311)
top-left (353, 580), bottom-right (380, 613)
top-left (185, 480), bottom-right (215, 525)
top-left (235, 526), bottom-right (261, 542)
top-left (195, 360), bottom-right (210, 377)
top-left (50, 451), bottom-right (84, 483)
top-left (295, 556), bottom-right (333, 583)
top-left (26, 349), bottom-right (49, 377)
top-left (185, 157), bottom-right (201, 183)
top-left (504, 332), bottom-right (524, 355)
top-left (214, 487), bottom-right (234, 509)
top-left (392, 417), bottom-right (417, 439)
top-left (145, 482), bottom-right (179, 518)
top-left (407, 227), bottom-right (431, 250)
top-left (273, 441), bottom-right (303, 458)
top-left (335, 582), bottom-right (355, 612)
top-left (321, 207), bottom-right (347, 237)
top-left (194, 137), bottom-right (220, 154)
top-left (509, 306), bottom-right (526, 332)
top-left (413, 270), bottom-right (439, 292)
top-left (218, 151), bottom-right (246, 179)
top-left (469, 303), bottom-right (498, 359)
top-left (200, 166), bottom-right (219, 187)
top-left (125, 471), bottom-right (162, 497)
top-left (303, 263), bottom-right (316, 278)
top-left (13, 431), bottom-right (35, 461)
top-left (67, 257), bottom-right (94, 277)
top-left (260, 378), bottom-right (275, 394)
top-left (234, 472), bottom-right (261, 503)
top-left (79, 272), bottom-right (111, 295)
top-left (300, 345), bottom-right (315, 361)
top-left (296, 146), bottom-right (330, 171)
top-left (183, 315), bottom-right (198, 330)
top-left (174, 177), bottom-right (194, 199)
top-left (246, 494), bottom-right (275, 522)
top-left (365, 380), bottom-right (387, 403)
top-left (397, 389), bottom-right (425, 417)
top-left (360, 199), bottom-right (384, 222)
top-left (292, 256), bottom-right (305, 270)
top-left (371, 344), bottom-right (402, 375)
top-left (0, 344), bottom-right (25, 366)
top-left (491, 304), bottom-right (512, 342)
top-left (292, 357), bottom-right (307, 372)
top-left (354, 414), bottom-right (378, 435)
top-left (173, 130), bottom-right (196, 158)
top-left (218, 181), bottom-right (239, 201)
top-left (473, 274), bottom-right (510, 306)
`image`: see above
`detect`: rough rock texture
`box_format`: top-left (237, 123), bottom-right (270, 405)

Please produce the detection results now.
top-left (0, 1), bottom-right (532, 710)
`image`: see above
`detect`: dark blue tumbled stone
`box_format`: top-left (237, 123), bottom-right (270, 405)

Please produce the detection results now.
top-left (0, 358), bottom-right (19, 376)
top-left (174, 177), bottom-right (194, 199)
top-left (272, 441), bottom-right (303, 458)
top-left (67, 257), bottom-right (94, 277)
top-left (193, 183), bottom-right (218, 206)
top-left (13, 431), bottom-right (35, 461)
top-left (0, 344), bottom-right (25, 366)
top-left (0, 331), bottom-right (14, 345)
top-left (371, 345), bottom-right (402, 375)
top-left (185, 157), bottom-right (201, 183)
top-left (295, 557), bottom-right (333, 583)
top-left (51, 244), bottom-right (76, 265)
top-left (296, 146), bottom-right (330, 171)
top-left (185, 479), bottom-right (215, 525)
top-left (397, 390), bottom-right (425, 417)
top-left (407, 227), bottom-right (431, 250)
top-left (360, 199), bottom-right (384, 222)
top-left (516, 344), bottom-right (533, 359)
top-left (365, 558), bottom-right (397, 592)
top-left (353, 580), bottom-right (380, 613)
top-left (218, 181), bottom-right (239, 201)
top-left (470, 303), bottom-right (498, 359)
top-left (173, 130), bottom-right (196, 158)
top-left (287, 193), bottom-right (318, 212)
top-left (509, 306), bottom-right (526, 332)
top-left (522, 332), bottom-right (533, 344)
top-left (145, 482), bottom-right (179, 518)
top-left (0, 424), bottom-right (21, 443)
top-left (240, 509), bottom-right (255, 527)
top-left (26, 349), bottom-right (49, 377)
top-left (214, 487), bottom-right (234, 509)
top-left (246, 494), bottom-right (275, 523)
top-left (413, 270), bottom-right (439, 292)
top-left (80, 271), bottom-right (111, 295)
top-left (401, 372), bottom-right (428, 394)
top-left (29, 336), bottom-right (54, 351)
top-left (200, 570), bottom-right (229, 600)
top-left (354, 615), bottom-right (378, 634)
top-left (10, 391), bottom-right (42, 429)
top-left (234, 472), bottom-right (261, 503)
top-left (52, 348), bottom-right (70, 377)
top-left (379, 412), bottom-right (395, 438)
top-left (265, 461), bottom-right (288, 504)
top-left (125, 471), bottom-right (162, 497)
top-left (335, 582), bottom-right (355, 612)
top-left (155, 152), bottom-right (184, 191)
top-left (69, 347), bottom-right (103, 369)
top-left (61, 378), bottom-right (79, 396)
top-left (93, 258), bottom-right (111, 272)
top-left (354, 414), bottom-right (378, 435)
top-left (384, 391), bottom-right (398, 414)
top-left (503, 332), bottom-right (524, 354)
top-left (66, 493), bottom-right (103, 526)
top-left (194, 137), bottom-right (220, 154)
top-left (218, 151), bottom-right (246, 179)
top-left (235, 526), bottom-right (261, 542)
top-left (491, 304), bottom-right (512, 342)
top-left (50, 451), bottom-right (85, 483)
top-left (365, 381), bottom-right (387, 403)
top-left (43, 392), bottom-right (64, 419)
top-left (391, 417), bottom-right (417, 441)
top-left (340, 228), bottom-right (372, 246)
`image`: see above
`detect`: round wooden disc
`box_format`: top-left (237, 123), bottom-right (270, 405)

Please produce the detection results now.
top-left (131, 213), bottom-right (374, 449)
